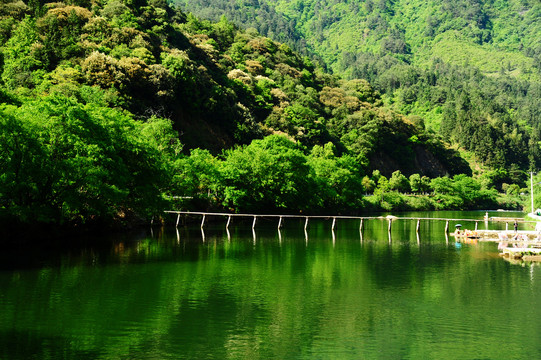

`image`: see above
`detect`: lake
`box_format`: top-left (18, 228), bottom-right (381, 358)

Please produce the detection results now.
top-left (1, 211), bottom-right (541, 359)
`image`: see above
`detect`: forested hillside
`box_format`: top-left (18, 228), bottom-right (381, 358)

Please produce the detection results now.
top-left (177, 0), bottom-right (541, 173)
top-left (0, 0), bottom-right (525, 230)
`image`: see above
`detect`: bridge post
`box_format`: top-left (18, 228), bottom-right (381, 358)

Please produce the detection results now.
top-left (176, 213), bottom-right (180, 228)
top-left (332, 217), bottom-right (336, 231)
top-left (278, 216), bottom-right (283, 229)
top-left (304, 217), bottom-right (309, 231)
top-left (201, 214), bottom-right (206, 229)
top-left (252, 216), bottom-right (257, 229)
top-left (416, 219), bottom-right (420, 233)
top-left (226, 215), bottom-right (231, 229)
top-left (444, 220), bottom-right (449, 233)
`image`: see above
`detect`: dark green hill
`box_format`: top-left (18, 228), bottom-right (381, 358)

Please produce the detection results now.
top-left (176, 0), bottom-right (541, 172)
top-left (0, 0), bottom-right (467, 176)
top-left (2, 0), bottom-right (504, 228)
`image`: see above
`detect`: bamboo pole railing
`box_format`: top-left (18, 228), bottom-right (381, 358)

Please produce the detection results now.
top-left (164, 211), bottom-right (538, 233)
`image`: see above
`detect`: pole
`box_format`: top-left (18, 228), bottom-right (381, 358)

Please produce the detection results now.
top-left (531, 171), bottom-right (535, 213)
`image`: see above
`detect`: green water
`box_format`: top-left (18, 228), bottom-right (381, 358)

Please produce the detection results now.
top-left (1, 211), bottom-right (541, 359)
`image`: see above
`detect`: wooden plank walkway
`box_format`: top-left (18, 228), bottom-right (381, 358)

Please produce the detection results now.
top-left (164, 211), bottom-right (541, 261)
top-left (163, 210), bottom-right (539, 234)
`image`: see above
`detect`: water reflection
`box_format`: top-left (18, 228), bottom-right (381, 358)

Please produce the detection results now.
top-left (3, 211), bottom-right (541, 360)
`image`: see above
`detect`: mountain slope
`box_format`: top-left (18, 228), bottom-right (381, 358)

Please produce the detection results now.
top-left (176, 0), bottom-right (541, 172)
top-left (0, 0), bottom-right (468, 176)
top-left (0, 0), bottom-right (481, 226)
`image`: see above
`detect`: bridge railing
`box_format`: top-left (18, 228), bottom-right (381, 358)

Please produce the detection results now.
top-left (164, 211), bottom-right (537, 233)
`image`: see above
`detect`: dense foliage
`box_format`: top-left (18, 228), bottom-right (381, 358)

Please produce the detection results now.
top-left (177, 0), bottom-right (541, 172)
top-left (0, 93), bottom-right (179, 226)
top-left (0, 0), bottom-right (531, 229)
top-left (171, 134), bottom-right (524, 214)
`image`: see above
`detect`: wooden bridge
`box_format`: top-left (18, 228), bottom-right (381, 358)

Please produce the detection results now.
top-left (163, 210), bottom-right (538, 235)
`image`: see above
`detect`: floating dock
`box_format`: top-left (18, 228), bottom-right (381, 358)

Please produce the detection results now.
top-left (452, 230), bottom-right (540, 242)
top-left (452, 229), bottom-right (541, 262)
top-left (500, 246), bottom-right (541, 261)
top-left (489, 217), bottom-right (524, 222)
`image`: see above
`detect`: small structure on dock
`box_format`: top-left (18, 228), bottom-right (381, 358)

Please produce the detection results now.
top-left (489, 216), bottom-right (524, 222)
top-left (500, 247), bottom-right (541, 262)
top-left (453, 229), bottom-right (540, 242)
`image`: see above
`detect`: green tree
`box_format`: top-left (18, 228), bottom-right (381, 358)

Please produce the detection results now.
top-left (430, 176), bottom-right (454, 194)
top-left (2, 16), bottom-right (44, 89)
top-left (219, 135), bottom-right (315, 212)
top-left (307, 142), bottom-right (364, 211)
top-left (389, 170), bottom-right (410, 193)
top-left (506, 184), bottom-right (520, 196)
top-left (0, 94), bottom-right (177, 225)
top-left (362, 176), bottom-right (376, 193)
top-left (409, 173), bottom-right (421, 193)
top-left (37, 5), bottom-right (92, 67)
top-left (374, 175), bottom-right (389, 197)
top-left (174, 149), bottom-right (221, 208)
top-left (420, 175), bottom-right (431, 193)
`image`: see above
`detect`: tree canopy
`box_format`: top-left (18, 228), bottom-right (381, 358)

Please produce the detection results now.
top-left (0, 0), bottom-right (532, 230)
top-left (177, 0), bottom-right (541, 172)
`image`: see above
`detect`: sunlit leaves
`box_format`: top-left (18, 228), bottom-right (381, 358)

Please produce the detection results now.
top-left (1, 16), bottom-right (43, 89)
top-left (0, 94), bottom-right (177, 224)
top-left (219, 135), bottom-right (314, 212)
